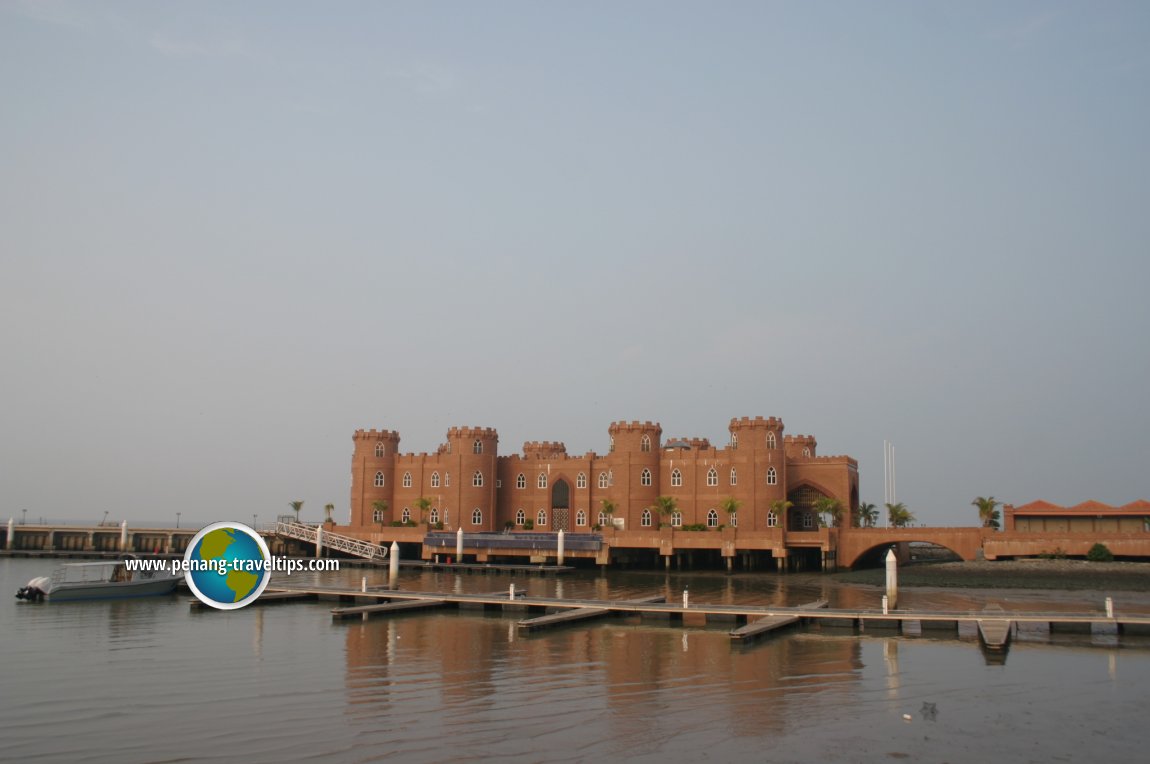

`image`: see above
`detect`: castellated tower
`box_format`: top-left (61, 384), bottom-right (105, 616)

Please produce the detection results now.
top-left (351, 429), bottom-right (401, 527)
top-left (727, 416), bottom-right (785, 451)
top-left (445, 426), bottom-right (499, 532)
top-left (784, 434), bottom-right (817, 458)
top-left (607, 421), bottom-right (662, 529)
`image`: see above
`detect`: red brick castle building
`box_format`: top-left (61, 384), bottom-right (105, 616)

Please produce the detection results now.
top-left (349, 416), bottom-right (859, 536)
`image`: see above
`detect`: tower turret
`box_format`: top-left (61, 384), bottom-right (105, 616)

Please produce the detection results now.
top-left (351, 429), bottom-right (401, 526)
top-left (606, 421), bottom-right (662, 529)
top-left (445, 426), bottom-right (499, 531)
top-left (727, 416), bottom-right (785, 451)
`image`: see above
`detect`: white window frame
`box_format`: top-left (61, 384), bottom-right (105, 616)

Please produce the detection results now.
top-left (671, 469), bottom-right (682, 487)
top-left (402, 472), bottom-right (412, 488)
top-left (516, 473), bottom-right (526, 489)
top-left (706, 468), bottom-right (718, 487)
top-left (641, 434), bottom-right (651, 452)
top-left (374, 443), bottom-right (384, 457)
top-left (473, 439), bottom-right (483, 454)
top-left (598, 472), bottom-right (608, 489)
top-left (576, 472), bottom-right (587, 489)
top-left (767, 511), bottom-right (778, 528)
top-left (767, 467), bottom-right (777, 485)
top-left (472, 508), bottom-right (483, 526)
top-left (473, 471), bottom-right (484, 487)
top-left (537, 473), bottom-right (547, 489)
top-left (641, 468), bottom-right (652, 487)
top-left (431, 472), bottom-right (440, 488)
top-left (730, 468), bottom-right (737, 486)
top-left (536, 509), bottom-right (547, 527)
top-left (671, 511), bottom-right (682, 528)
top-left (641, 509), bottom-right (652, 527)
top-left (767, 432), bottom-right (776, 449)
top-left (576, 510), bottom-right (586, 527)
top-left (374, 472), bottom-right (385, 488)
top-left (516, 509), bottom-right (525, 525)
top-left (707, 509), bottom-right (719, 528)
top-left (401, 507), bottom-right (411, 523)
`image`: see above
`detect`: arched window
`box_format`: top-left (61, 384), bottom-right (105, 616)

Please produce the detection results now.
top-left (641, 468), bottom-right (652, 487)
top-left (767, 467), bottom-right (777, 485)
top-left (372, 509), bottom-right (384, 523)
top-left (402, 472), bottom-right (412, 488)
top-left (671, 469), bottom-right (682, 487)
top-left (671, 511), bottom-right (682, 527)
top-left (442, 508), bottom-right (449, 526)
top-left (767, 432), bottom-right (776, 449)
top-left (598, 511), bottom-right (609, 526)
top-left (576, 510), bottom-right (586, 526)
top-left (516, 473), bottom-right (526, 489)
top-left (730, 468), bottom-right (737, 486)
top-left (576, 472), bottom-right (587, 489)
top-left (641, 434), bottom-right (651, 452)
top-left (473, 471), bottom-right (484, 487)
top-left (444, 472), bottom-right (450, 487)
top-left (802, 447), bottom-right (811, 457)
top-left (802, 513), bottom-right (814, 529)
top-left (731, 513), bottom-right (738, 528)
top-left (431, 472), bottom-right (440, 488)
top-left (473, 439), bottom-right (483, 454)
top-left (401, 507), bottom-right (411, 523)
top-left (707, 509), bottom-right (719, 527)
top-left (430, 508), bottom-right (439, 524)
top-left (472, 508), bottom-right (483, 526)
top-left (537, 473), bottom-right (547, 489)
top-left (536, 509), bottom-right (547, 526)
top-left (374, 471), bottom-right (385, 488)
top-left (706, 468), bottom-right (718, 487)
top-left (731, 432), bottom-right (738, 449)
top-left (374, 442), bottom-right (384, 457)
top-left (598, 472), bottom-right (608, 489)
top-left (641, 509), bottom-right (652, 527)
top-left (767, 511), bottom-right (778, 528)
top-left (516, 509), bottom-right (525, 525)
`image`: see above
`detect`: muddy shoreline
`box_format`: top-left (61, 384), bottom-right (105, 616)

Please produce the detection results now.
top-left (833, 559), bottom-right (1150, 591)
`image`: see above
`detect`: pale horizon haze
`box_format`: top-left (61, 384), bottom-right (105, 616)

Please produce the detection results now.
top-left (1, 1), bottom-right (1147, 528)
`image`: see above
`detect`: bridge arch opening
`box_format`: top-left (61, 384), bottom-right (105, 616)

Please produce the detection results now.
top-left (849, 541), bottom-right (964, 570)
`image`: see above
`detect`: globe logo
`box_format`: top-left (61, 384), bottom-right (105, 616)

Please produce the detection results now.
top-left (184, 522), bottom-right (272, 610)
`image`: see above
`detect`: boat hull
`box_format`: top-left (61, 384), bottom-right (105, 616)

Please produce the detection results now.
top-left (46, 576), bottom-right (181, 601)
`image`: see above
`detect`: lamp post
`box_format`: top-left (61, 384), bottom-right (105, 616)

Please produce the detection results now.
top-left (252, 514), bottom-right (258, 530)
top-left (101, 510), bottom-right (109, 527)
top-left (176, 512), bottom-right (181, 529)
top-left (21, 509), bottom-right (27, 526)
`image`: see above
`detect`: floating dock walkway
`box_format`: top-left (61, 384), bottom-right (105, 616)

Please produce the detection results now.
top-left (729, 600), bottom-right (828, 643)
top-left (517, 595), bottom-right (666, 634)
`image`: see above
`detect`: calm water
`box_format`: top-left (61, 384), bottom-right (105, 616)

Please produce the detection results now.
top-left (2, 558), bottom-right (1148, 763)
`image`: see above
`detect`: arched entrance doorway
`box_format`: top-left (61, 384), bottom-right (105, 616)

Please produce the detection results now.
top-left (551, 479), bottom-right (571, 531)
top-left (787, 485), bottom-right (827, 531)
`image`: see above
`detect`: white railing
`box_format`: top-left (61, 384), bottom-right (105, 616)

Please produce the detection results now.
top-left (274, 522), bottom-right (387, 561)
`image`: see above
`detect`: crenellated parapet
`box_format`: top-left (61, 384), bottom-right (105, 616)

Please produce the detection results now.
top-left (354, 429), bottom-right (401, 442)
top-left (608, 420), bottom-right (662, 433)
top-left (446, 426), bottom-right (499, 442)
top-left (523, 441), bottom-right (567, 458)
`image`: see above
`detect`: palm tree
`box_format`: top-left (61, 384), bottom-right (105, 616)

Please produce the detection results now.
top-left (653, 496), bottom-right (677, 529)
top-left (972, 496), bottom-right (1001, 529)
top-left (598, 499), bottom-right (616, 530)
top-left (720, 496), bottom-right (741, 527)
top-left (288, 500), bottom-right (304, 524)
top-left (769, 499), bottom-right (793, 530)
top-left (324, 503), bottom-right (335, 525)
top-left (372, 500), bottom-right (388, 529)
top-left (856, 502), bottom-right (879, 528)
top-left (886, 502), bottom-right (915, 528)
top-left (813, 497), bottom-right (844, 528)
top-left (414, 497), bottom-right (433, 528)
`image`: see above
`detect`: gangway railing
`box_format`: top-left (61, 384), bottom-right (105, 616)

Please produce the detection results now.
top-left (273, 521), bottom-right (387, 561)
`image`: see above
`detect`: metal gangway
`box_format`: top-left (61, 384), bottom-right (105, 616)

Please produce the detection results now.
top-left (273, 521), bottom-right (387, 561)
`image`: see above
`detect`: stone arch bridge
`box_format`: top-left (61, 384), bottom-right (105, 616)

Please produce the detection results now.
top-left (836, 528), bottom-right (987, 568)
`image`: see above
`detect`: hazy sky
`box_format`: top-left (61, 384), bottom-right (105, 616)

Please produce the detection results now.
top-left (2, 1), bottom-right (1147, 528)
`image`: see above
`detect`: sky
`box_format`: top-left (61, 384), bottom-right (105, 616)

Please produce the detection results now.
top-left (1, 1), bottom-right (1148, 528)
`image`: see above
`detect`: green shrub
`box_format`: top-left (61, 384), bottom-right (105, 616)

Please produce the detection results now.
top-left (523, 519), bottom-right (534, 530)
top-left (1086, 543), bottom-right (1114, 562)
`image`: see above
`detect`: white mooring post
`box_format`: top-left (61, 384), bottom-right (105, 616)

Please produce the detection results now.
top-left (509, 583), bottom-right (516, 601)
top-left (682, 586), bottom-right (689, 609)
top-left (120, 521), bottom-right (129, 552)
top-left (882, 595), bottom-right (889, 615)
top-left (1106, 597), bottom-right (1114, 618)
top-left (557, 529), bottom-right (565, 567)
top-left (6, 518), bottom-right (13, 550)
top-left (316, 525), bottom-right (323, 559)
top-left (361, 577), bottom-right (367, 593)
top-left (885, 548), bottom-right (898, 610)
top-left (389, 541), bottom-right (400, 590)
top-left (456, 527), bottom-right (463, 562)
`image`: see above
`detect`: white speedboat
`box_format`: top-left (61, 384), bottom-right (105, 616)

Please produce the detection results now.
top-left (15, 558), bottom-right (181, 602)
